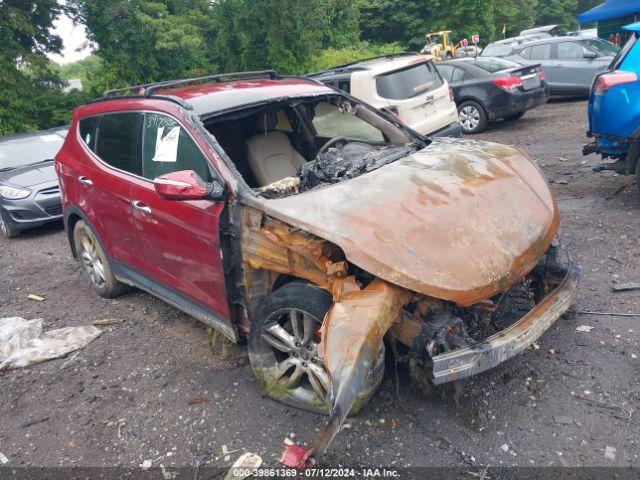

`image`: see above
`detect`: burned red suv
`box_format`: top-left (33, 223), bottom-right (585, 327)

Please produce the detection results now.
top-left (55, 71), bottom-right (579, 464)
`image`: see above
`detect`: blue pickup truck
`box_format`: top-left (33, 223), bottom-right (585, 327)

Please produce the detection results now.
top-left (584, 22), bottom-right (640, 192)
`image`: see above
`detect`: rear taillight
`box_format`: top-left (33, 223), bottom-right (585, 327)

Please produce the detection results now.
top-left (492, 75), bottom-right (524, 92)
top-left (593, 71), bottom-right (638, 95)
top-left (539, 70), bottom-right (545, 80)
top-left (449, 86), bottom-right (455, 102)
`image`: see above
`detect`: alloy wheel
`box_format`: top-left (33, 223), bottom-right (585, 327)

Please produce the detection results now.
top-left (79, 233), bottom-right (106, 289)
top-left (459, 105), bottom-right (481, 131)
top-left (260, 308), bottom-right (330, 400)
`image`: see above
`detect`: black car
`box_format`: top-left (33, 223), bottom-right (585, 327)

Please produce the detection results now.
top-left (0, 127), bottom-right (68, 238)
top-left (436, 57), bottom-right (550, 134)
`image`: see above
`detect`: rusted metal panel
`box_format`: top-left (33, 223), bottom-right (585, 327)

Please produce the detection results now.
top-left (254, 138), bottom-right (559, 307)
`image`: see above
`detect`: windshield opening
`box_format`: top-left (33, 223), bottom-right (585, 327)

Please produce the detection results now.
top-left (204, 94), bottom-right (418, 198)
top-left (582, 38), bottom-right (620, 57)
top-left (480, 44), bottom-right (513, 57)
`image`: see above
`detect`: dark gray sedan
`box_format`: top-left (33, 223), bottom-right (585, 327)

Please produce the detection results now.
top-left (0, 128), bottom-right (68, 238)
top-left (481, 36), bottom-right (619, 96)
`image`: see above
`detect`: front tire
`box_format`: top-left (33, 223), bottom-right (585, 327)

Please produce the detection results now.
top-left (248, 282), bottom-right (384, 414)
top-left (73, 220), bottom-right (129, 298)
top-left (458, 100), bottom-right (489, 134)
top-left (0, 209), bottom-right (19, 239)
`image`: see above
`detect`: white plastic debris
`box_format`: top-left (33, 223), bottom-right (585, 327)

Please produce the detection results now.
top-left (0, 452), bottom-right (9, 464)
top-left (141, 459), bottom-right (153, 470)
top-left (224, 452), bottom-right (263, 480)
top-left (604, 446), bottom-right (617, 460)
top-left (576, 325), bottom-right (595, 333)
top-left (500, 444), bottom-right (509, 452)
top-left (0, 317), bottom-right (101, 370)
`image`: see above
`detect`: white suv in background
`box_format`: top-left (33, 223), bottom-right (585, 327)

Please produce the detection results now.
top-left (309, 53), bottom-right (461, 137)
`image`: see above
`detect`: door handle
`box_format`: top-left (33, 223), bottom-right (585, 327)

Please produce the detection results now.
top-left (78, 176), bottom-right (93, 186)
top-left (132, 200), bottom-right (152, 215)
top-left (425, 95), bottom-right (435, 104)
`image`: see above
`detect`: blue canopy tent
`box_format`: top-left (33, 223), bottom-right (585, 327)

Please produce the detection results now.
top-left (579, 0), bottom-right (640, 25)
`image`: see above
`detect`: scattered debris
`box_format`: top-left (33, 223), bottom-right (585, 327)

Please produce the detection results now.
top-left (500, 444), bottom-right (509, 452)
top-left (159, 464), bottom-right (176, 480)
top-left (612, 282), bottom-right (640, 292)
top-left (18, 416), bottom-right (50, 429)
top-left (280, 438), bottom-right (313, 470)
top-left (0, 317), bottom-right (101, 370)
top-left (92, 318), bottom-right (124, 326)
top-left (579, 311), bottom-right (640, 317)
top-left (140, 459), bottom-right (152, 470)
top-left (221, 445), bottom-right (239, 456)
top-left (224, 452), bottom-right (263, 480)
top-left (0, 452), bottom-right (9, 464)
top-left (188, 396), bottom-right (209, 405)
top-left (553, 415), bottom-right (573, 425)
top-left (27, 294), bottom-right (45, 302)
top-left (604, 446), bottom-right (617, 460)
top-left (576, 325), bottom-right (594, 333)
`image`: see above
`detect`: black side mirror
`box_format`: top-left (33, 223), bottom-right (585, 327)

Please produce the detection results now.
top-left (206, 179), bottom-right (226, 201)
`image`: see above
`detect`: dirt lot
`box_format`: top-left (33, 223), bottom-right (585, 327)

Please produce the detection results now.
top-left (1, 99), bottom-right (639, 471)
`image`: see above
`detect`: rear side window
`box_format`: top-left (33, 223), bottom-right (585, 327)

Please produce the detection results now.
top-left (95, 113), bottom-right (142, 175)
top-left (438, 65), bottom-right (466, 82)
top-left (141, 113), bottom-right (212, 182)
top-left (556, 42), bottom-right (587, 59)
top-left (376, 61), bottom-right (443, 100)
top-left (481, 44), bottom-right (513, 57)
top-left (79, 117), bottom-right (99, 151)
top-left (530, 44), bottom-right (552, 60)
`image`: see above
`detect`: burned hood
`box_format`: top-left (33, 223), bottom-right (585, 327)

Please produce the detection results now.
top-left (259, 138), bottom-right (559, 306)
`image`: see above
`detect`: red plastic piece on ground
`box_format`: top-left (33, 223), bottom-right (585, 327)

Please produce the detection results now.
top-left (280, 442), bottom-right (314, 470)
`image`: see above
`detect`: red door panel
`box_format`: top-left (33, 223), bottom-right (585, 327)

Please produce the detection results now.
top-left (129, 179), bottom-right (231, 324)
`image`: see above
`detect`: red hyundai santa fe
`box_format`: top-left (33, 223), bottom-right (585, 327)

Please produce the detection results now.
top-left (55, 71), bottom-right (578, 464)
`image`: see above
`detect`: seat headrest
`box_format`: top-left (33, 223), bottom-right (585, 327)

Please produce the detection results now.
top-left (255, 111), bottom-right (278, 134)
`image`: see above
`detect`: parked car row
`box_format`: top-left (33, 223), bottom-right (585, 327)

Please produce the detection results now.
top-left (481, 34), bottom-right (619, 97)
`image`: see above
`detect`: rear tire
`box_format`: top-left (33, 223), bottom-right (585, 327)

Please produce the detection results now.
top-left (248, 282), bottom-right (385, 415)
top-left (458, 100), bottom-right (489, 134)
top-left (73, 220), bottom-right (129, 298)
top-left (0, 209), bottom-right (19, 239)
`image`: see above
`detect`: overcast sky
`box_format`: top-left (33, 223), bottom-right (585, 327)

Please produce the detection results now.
top-left (47, 12), bottom-right (92, 65)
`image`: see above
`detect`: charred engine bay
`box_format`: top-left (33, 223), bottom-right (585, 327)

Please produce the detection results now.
top-left (298, 142), bottom-right (415, 191)
top-left (406, 246), bottom-right (570, 360)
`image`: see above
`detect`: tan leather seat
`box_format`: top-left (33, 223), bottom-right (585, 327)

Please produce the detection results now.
top-left (247, 113), bottom-right (306, 186)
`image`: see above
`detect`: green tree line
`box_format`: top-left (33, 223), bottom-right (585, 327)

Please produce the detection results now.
top-left (1, 0), bottom-right (602, 135)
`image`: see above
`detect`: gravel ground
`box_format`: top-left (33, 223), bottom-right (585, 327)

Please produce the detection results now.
top-left (0, 99), bottom-right (639, 472)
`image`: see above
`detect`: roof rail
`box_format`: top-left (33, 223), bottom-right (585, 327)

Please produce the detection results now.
top-left (98, 70), bottom-right (279, 104)
top-left (307, 51), bottom-right (420, 77)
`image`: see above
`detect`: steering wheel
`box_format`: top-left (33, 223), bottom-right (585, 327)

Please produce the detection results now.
top-left (317, 136), bottom-right (348, 156)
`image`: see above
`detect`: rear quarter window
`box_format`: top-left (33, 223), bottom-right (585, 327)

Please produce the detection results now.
top-left (376, 61), bottom-right (443, 100)
top-left (79, 117), bottom-right (99, 151)
top-left (94, 112), bottom-right (142, 176)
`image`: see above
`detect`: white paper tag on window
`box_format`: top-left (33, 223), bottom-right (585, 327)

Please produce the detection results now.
top-left (40, 134), bottom-right (61, 143)
top-left (152, 126), bottom-right (180, 163)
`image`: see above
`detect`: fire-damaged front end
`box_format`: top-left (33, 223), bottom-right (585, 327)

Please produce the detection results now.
top-left (396, 244), bottom-right (579, 387)
top-left (228, 137), bottom-right (579, 467)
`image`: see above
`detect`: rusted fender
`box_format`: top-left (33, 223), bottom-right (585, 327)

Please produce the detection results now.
top-left (281, 277), bottom-right (409, 467)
